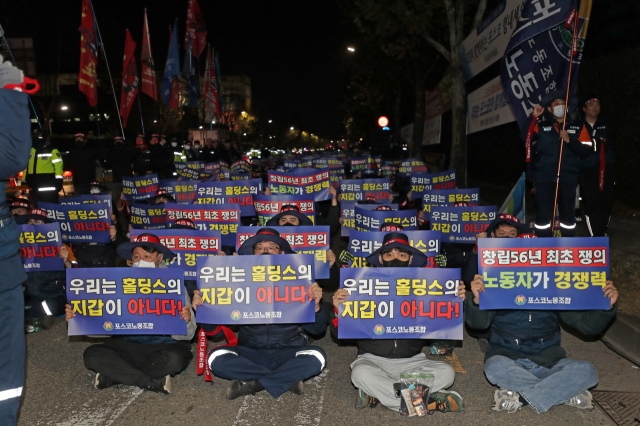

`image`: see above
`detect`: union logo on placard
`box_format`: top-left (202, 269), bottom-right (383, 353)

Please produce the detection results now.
top-left (103, 321), bottom-right (114, 331)
top-left (449, 236), bottom-right (455, 241)
top-left (514, 295), bottom-right (526, 306)
top-left (373, 324), bottom-right (385, 335)
top-left (230, 310), bottom-right (241, 321)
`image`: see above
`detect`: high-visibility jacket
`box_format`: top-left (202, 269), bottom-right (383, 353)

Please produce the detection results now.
top-left (173, 150), bottom-right (186, 163)
top-left (23, 145), bottom-right (64, 181)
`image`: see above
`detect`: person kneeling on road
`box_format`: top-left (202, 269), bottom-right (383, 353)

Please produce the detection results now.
top-left (331, 232), bottom-right (466, 413)
top-left (65, 233), bottom-right (199, 394)
top-left (205, 228), bottom-right (328, 399)
top-left (467, 273), bottom-right (618, 413)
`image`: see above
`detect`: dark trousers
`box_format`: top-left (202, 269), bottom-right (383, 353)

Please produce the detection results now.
top-left (534, 181), bottom-right (577, 237)
top-left (209, 345), bottom-right (326, 398)
top-left (0, 285), bottom-right (25, 425)
top-left (580, 166), bottom-right (615, 236)
top-left (83, 340), bottom-right (192, 388)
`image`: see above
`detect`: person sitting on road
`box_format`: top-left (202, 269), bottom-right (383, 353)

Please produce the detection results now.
top-left (331, 232), bottom-right (466, 413)
top-left (204, 228), bottom-right (328, 400)
top-left (65, 233), bottom-right (198, 394)
top-left (466, 272), bottom-right (619, 413)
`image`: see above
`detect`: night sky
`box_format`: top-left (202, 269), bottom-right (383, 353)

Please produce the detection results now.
top-left (1, 0), bottom-right (352, 139)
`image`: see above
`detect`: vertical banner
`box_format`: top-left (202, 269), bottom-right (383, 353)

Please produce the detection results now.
top-left (131, 229), bottom-right (222, 278)
top-left (348, 229), bottom-right (441, 268)
top-left (195, 255), bottom-right (316, 324)
top-left (337, 268), bottom-right (463, 340)
top-left (194, 179), bottom-right (263, 216)
top-left (122, 174), bottom-right (160, 201)
top-left (430, 206), bottom-right (496, 243)
top-left (66, 268), bottom-right (187, 336)
top-left (478, 237), bottom-right (610, 310)
top-left (339, 178), bottom-right (391, 203)
top-left (141, 8), bottom-right (158, 100)
top-left (236, 226), bottom-right (330, 279)
top-left (253, 194), bottom-right (317, 226)
top-left (267, 168), bottom-right (331, 201)
top-left (18, 224), bottom-right (63, 272)
top-left (164, 203), bottom-right (240, 246)
top-left (466, 76), bottom-right (515, 134)
top-left (119, 29), bottom-right (139, 128)
top-left (78, 0), bottom-right (98, 106)
top-left (130, 204), bottom-right (168, 230)
top-left (423, 116), bottom-right (442, 146)
top-left (40, 202), bottom-right (112, 243)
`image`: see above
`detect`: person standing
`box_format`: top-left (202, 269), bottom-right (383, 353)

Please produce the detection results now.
top-left (0, 88), bottom-right (32, 425)
top-left (66, 133), bottom-right (103, 195)
top-left (578, 96), bottom-right (615, 236)
top-left (23, 133), bottom-right (64, 204)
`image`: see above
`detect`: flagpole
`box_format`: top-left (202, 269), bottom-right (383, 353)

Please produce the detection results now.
top-left (551, 10), bottom-right (579, 236)
top-left (137, 93), bottom-right (145, 136)
top-left (88, 0), bottom-right (125, 139)
top-left (94, 105), bottom-right (101, 137)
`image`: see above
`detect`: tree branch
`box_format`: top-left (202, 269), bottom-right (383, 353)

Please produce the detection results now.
top-left (468, 0), bottom-right (488, 38)
top-left (419, 32), bottom-right (451, 62)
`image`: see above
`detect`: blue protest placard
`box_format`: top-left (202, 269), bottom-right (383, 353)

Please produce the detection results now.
top-left (164, 203), bottom-right (240, 246)
top-left (158, 179), bottom-right (198, 204)
top-left (176, 166), bottom-right (203, 181)
top-left (348, 229), bottom-right (441, 268)
top-left (231, 172), bottom-right (250, 181)
top-left (66, 267), bottom-right (187, 336)
top-left (478, 237), bottom-right (611, 310)
top-left (339, 178), bottom-right (392, 203)
top-left (355, 205), bottom-right (418, 232)
top-left (340, 202), bottom-right (399, 236)
top-left (267, 168), bottom-right (331, 201)
top-left (350, 156), bottom-right (368, 172)
top-left (40, 202), bottom-right (111, 243)
top-left (253, 194), bottom-right (316, 226)
top-left (122, 174), bottom-right (159, 201)
top-left (430, 206), bottom-right (497, 244)
top-left (130, 203), bottom-right (168, 230)
top-left (337, 268), bottom-right (463, 340)
top-left (422, 188), bottom-right (480, 219)
top-left (194, 179), bottom-right (263, 216)
top-left (410, 170), bottom-right (457, 196)
top-left (131, 229), bottom-right (222, 279)
top-left (196, 254), bottom-right (316, 325)
top-left (236, 226), bottom-right (330, 279)
top-left (231, 159), bottom-right (251, 173)
top-left (60, 194), bottom-right (113, 209)
top-left (398, 158), bottom-right (429, 177)
top-left (18, 223), bottom-right (63, 272)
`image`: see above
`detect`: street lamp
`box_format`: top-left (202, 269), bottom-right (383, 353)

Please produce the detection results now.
top-left (290, 127), bottom-right (294, 130)
top-left (347, 46), bottom-right (355, 52)
top-left (268, 120), bottom-right (273, 123)
top-left (60, 105), bottom-right (68, 110)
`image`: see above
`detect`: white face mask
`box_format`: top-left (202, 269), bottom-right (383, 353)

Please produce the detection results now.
top-left (171, 142), bottom-right (178, 147)
top-left (194, 144), bottom-right (201, 149)
top-left (184, 145), bottom-right (191, 150)
top-left (552, 105), bottom-right (565, 118)
top-left (133, 259), bottom-right (157, 268)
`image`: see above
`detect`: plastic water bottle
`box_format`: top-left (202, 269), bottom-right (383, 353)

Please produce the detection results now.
top-left (26, 318), bottom-right (41, 333)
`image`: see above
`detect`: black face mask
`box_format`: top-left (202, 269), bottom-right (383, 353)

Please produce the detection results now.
top-left (493, 235), bottom-right (512, 238)
top-left (381, 259), bottom-right (410, 268)
top-left (280, 222), bottom-right (296, 227)
top-left (75, 141), bottom-right (85, 147)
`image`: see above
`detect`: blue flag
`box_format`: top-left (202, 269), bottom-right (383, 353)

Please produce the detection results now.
top-left (500, 0), bottom-right (588, 129)
top-left (498, 172), bottom-right (526, 222)
top-left (161, 19), bottom-right (180, 106)
top-left (182, 35), bottom-right (199, 107)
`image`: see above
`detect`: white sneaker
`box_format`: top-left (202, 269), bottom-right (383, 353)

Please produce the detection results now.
top-left (564, 390), bottom-right (593, 409)
top-left (492, 389), bottom-right (523, 413)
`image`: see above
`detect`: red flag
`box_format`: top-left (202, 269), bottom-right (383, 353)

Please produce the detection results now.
top-left (185, 0), bottom-right (207, 57)
top-left (202, 46), bottom-right (219, 117)
top-left (119, 30), bottom-right (139, 127)
top-left (78, 0), bottom-right (98, 106)
top-left (141, 9), bottom-right (157, 100)
top-left (169, 79), bottom-right (180, 109)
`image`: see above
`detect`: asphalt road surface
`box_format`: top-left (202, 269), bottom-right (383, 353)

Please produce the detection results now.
top-left (17, 318), bottom-right (638, 426)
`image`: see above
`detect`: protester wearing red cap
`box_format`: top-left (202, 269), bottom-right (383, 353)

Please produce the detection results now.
top-left (133, 135), bottom-right (155, 176)
top-left (154, 189), bottom-right (175, 205)
top-left (331, 231), bottom-right (466, 413)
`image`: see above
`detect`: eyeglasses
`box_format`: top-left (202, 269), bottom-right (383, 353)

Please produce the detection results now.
top-left (381, 248), bottom-right (411, 261)
top-left (254, 244), bottom-right (280, 254)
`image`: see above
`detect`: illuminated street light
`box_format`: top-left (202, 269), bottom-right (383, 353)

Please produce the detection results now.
top-left (199, 126), bottom-right (203, 129)
top-left (153, 120), bottom-right (157, 123)
top-left (60, 105), bottom-right (68, 111)
top-left (347, 46), bottom-right (355, 52)
top-left (290, 127), bottom-right (294, 130)
top-left (241, 111), bottom-right (246, 115)
top-left (211, 121), bottom-right (216, 124)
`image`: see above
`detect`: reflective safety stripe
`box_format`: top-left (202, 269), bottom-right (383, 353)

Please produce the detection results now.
top-left (296, 349), bottom-right (326, 370)
top-left (560, 223), bottom-right (576, 229)
top-left (173, 152), bottom-right (182, 155)
top-left (51, 159), bottom-right (62, 163)
top-left (585, 215), bottom-right (594, 237)
top-left (534, 223), bottom-right (551, 229)
top-left (37, 154), bottom-right (52, 158)
top-left (0, 387), bottom-right (23, 402)
top-left (42, 301), bottom-right (53, 316)
top-left (55, 175), bottom-right (64, 179)
top-left (38, 187), bottom-right (57, 191)
top-left (207, 348), bottom-right (237, 367)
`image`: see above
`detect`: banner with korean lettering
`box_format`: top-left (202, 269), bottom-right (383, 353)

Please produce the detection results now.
top-left (410, 170), bottom-right (457, 196)
top-left (348, 229), bottom-right (441, 268)
top-left (196, 254), bottom-right (316, 325)
top-left (500, 0), bottom-right (588, 129)
top-left (60, 194), bottom-right (113, 209)
top-left (40, 203), bottom-right (111, 243)
top-left (398, 159), bottom-right (429, 177)
top-left (430, 206), bottom-right (496, 244)
top-left (329, 167), bottom-right (345, 188)
top-left (253, 194), bottom-right (316, 226)
top-left (66, 268), bottom-right (187, 336)
top-left (466, 76), bottom-right (516, 134)
top-left (337, 268), bottom-right (463, 339)
top-left (350, 156), bottom-right (369, 173)
top-left (267, 168), bottom-right (331, 201)
top-left (131, 229), bottom-right (222, 279)
top-left (341, 202), bottom-right (399, 237)
top-left (122, 174), bottom-right (159, 201)
top-left (130, 203), bottom-right (167, 230)
top-left (231, 160), bottom-right (251, 174)
top-left (236, 226), bottom-right (330, 279)
top-left (478, 237), bottom-right (610, 310)
top-left (158, 179), bottom-right (198, 204)
top-left (194, 179), bottom-right (262, 216)
top-left (422, 188), bottom-right (480, 219)
top-left (176, 166), bottom-right (204, 181)
top-left (355, 205), bottom-right (418, 232)
top-left (164, 203), bottom-right (240, 246)
top-left (18, 224), bottom-right (63, 272)
top-left (339, 178), bottom-right (391, 203)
